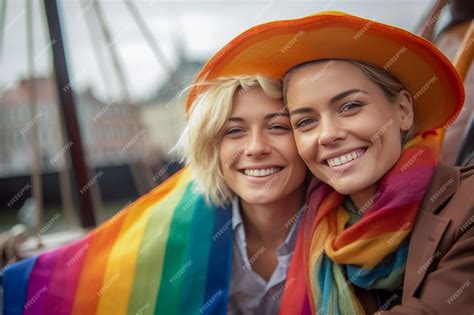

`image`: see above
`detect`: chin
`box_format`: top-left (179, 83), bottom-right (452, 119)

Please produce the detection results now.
top-left (240, 192), bottom-right (278, 205)
top-left (328, 179), bottom-right (365, 195)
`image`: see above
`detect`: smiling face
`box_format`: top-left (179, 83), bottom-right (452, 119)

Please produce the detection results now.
top-left (219, 87), bottom-right (308, 206)
top-left (285, 60), bottom-right (414, 200)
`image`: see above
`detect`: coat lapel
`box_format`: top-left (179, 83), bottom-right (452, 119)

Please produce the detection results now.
top-left (402, 163), bottom-right (460, 301)
top-left (403, 210), bottom-right (450, 300)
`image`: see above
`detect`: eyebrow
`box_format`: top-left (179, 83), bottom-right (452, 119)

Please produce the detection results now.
top-left (289, 107), bottom-right (314, 116)
top-left (228, 117), bottom-right (245, 122)
top-left (289, 89), bottom-right (367, 116)
top-left (330, 89), bottom-right (367, 104)
top-left (264, 112), bottom-right (289, 120)
top-left (227, 112), bottom-right (290, 122)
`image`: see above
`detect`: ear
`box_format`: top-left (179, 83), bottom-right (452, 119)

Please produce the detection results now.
top-left (395, 90), bottom-right (414, 132)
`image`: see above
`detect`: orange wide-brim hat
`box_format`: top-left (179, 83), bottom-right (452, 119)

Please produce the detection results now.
top-left (186, 11), bottom-right (465, 135)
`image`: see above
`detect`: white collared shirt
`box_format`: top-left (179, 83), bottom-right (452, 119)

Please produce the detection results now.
top-left (227, 197), bottom-right (302, 315)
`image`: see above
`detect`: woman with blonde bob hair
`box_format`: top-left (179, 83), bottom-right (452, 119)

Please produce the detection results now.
top-left (186, 11), bottom-right (473, 315)
top-left (178, 75), bottom-right (309, 314)
top-left (2, 66), bottom-right (308, 315)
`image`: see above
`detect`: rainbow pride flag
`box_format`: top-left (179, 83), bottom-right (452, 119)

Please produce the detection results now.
top-left (3, 167), bottom-right (234, 315)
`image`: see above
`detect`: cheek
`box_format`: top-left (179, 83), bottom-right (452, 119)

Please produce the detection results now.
top-left (294, 132), bottom-right (318, 164)
top-left (379, 123), bottom-right (402, 148)
top-left (280, 136), bottom-right (301, 157)
top-left (288, 147), bottom-right (307, 172)
top-left (279, 138), bottom-right (308, 184)
top-left (218, 141), bottom-right (233, 173)
top-left (384, 129), bottom-right (403, 158)
top-left (373, 126), bottom-right (403, 171)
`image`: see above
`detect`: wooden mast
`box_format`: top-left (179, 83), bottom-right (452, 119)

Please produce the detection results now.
top-left (26, 0), bottom-right (44, 236)
top-left (43, 0), bottom-right (96, 228)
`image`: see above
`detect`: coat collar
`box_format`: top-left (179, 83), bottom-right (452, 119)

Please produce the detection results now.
top-left (420, 162), bottom-right (460, 213)
top-left (403, 162), bottom-right (460, 300)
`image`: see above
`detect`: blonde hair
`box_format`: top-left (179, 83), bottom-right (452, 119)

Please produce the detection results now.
top-left (176, 75), bottom-right (282, 206)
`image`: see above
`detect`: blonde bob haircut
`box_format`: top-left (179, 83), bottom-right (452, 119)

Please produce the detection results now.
top-left (176, 75), bottom-right (283, 206)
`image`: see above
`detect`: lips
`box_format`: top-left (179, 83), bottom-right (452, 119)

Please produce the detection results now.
top-left (325, 148), bottom-right (366, 167)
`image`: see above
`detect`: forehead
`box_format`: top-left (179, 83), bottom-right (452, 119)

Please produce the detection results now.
top-left (285, 61), bottom-right (377, 107)
top-left (231, 87), bottom-right (285, 115)
top-left (289, 61), bottom-right (369, 89)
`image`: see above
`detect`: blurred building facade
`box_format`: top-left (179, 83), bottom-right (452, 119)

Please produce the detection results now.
top-left (139, 52), bottom-right (204, 158)
top-left (0, 77), bottom-right (151, 177)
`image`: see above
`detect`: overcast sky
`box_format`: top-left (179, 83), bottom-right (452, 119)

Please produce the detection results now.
top-left (1, 0), bottom-right (444, 101)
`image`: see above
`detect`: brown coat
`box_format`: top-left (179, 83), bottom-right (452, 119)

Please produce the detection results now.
top-left (359, 163), bottom-right (474, 314)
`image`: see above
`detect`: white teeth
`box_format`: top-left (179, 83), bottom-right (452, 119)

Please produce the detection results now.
top-left (327, 149), bottom-right (365, 167)
top-left (243, 168), bottom-right (281, 177)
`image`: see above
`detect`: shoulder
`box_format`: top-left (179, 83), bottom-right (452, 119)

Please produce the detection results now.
top-left (415, 163), bottom-right (473, 243)
top-left (423, 163), bottom-right (473, 214)
top-left (432, 163), bottom-right (474, 241)
top-left (440, 164), bottom-right (474, 216)
top-left (450, 164), bottom-right (474, 236)
top-left (459, 164), bottom-right (474, 182)
top-left (401, 164), bottom-right (474, 314)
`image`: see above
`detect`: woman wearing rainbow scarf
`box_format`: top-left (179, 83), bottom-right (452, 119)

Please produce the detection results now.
top-left (185, 11), bottom-right (474, 314)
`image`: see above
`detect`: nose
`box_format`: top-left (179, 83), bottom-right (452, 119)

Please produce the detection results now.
top-left (318, 118), bottom-right (346, 146)
top-left (245, 130), bottom-right (272, 158)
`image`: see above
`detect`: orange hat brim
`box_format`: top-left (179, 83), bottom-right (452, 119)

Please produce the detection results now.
top-left (186, 11), bottom-right (465, 134)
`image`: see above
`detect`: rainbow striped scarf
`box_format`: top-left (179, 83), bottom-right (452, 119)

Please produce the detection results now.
top-left (279, 131), bottom-right (443, 315)
top-left (3, 167), bottom-right (234, 315)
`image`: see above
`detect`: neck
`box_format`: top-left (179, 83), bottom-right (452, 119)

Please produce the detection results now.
top-left (239, 189), bottom-right (305, 250)
top-left (349, 184), bottom-right (378, 213)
